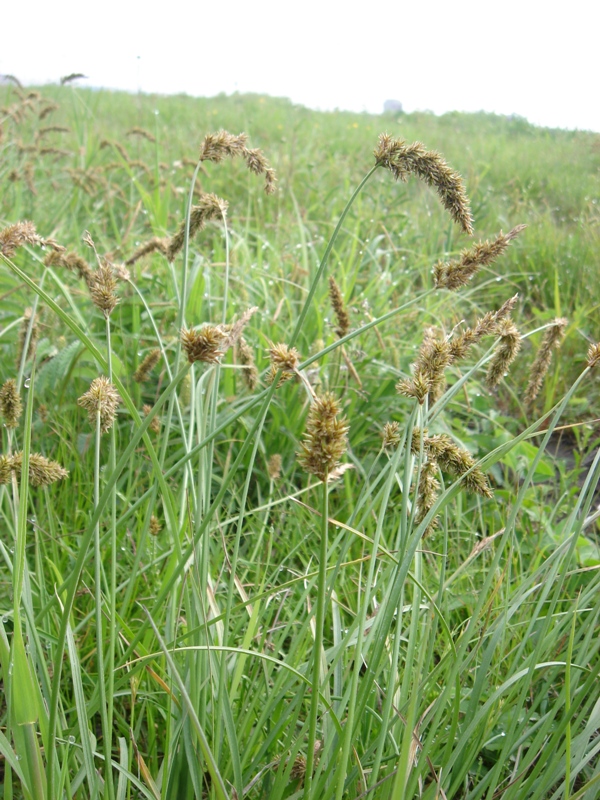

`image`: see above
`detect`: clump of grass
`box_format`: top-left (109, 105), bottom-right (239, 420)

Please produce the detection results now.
top-left (1, 99), bottom-right (599, 800)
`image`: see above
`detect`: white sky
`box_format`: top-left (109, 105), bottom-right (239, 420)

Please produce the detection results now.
top-left (2, 0), bottom-right (599, 132)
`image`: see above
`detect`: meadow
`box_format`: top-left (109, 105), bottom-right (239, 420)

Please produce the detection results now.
top-left (0, 80), bottom-right (599, 799)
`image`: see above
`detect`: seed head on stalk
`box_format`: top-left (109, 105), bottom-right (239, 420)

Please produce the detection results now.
top-left (78, 377), bottom-right (121, 433)
top-left (297, 392), bottom-right (349, 482)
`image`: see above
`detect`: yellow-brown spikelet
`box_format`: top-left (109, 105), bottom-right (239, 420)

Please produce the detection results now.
top-left (586, 343), bottom-right (600, 368)
top-left (267, 454), bottom-right (282, 480)
top-left (78, 377), bottom-right (121, 433)
top-left (60, 73), bottom-right (87, 85)
top-left (267, 342), bottom-right (300, 386)
top-left (242, 147), bottom-right (277, 194)
top-left (220, 306), bottom-right (259, 351)
top-left (434, 226), bottom-right (526, 291)
top-left (486, 318), bottom-right (521, 388)
top-left (448, 295), bottom-right (520, 362)
top-left (44, 249), bottom-right (94, 285)
top-left (39, 103), bottom-right (59, 120)
top-left (524, 318), bottom-right (568, 406)
top-left (328, 276), bottom-right (350, 338)
top-left (134, 349), bottom-right (162, 383)
top-left (396, 370), bottom-right (430, 405)
top-left (297, 392), bottom-right (349, 482)
top-left (181, 326), bottom-right (227, 364)
top-left (167, 193), bottom-right (228, 262)
top-left (89, 262), bottom-right (119, 316)
top-left (17, 307), bottom-right (39, 366)
top-left (0, 220), bottom-right (56, 258)
top-left (100, 139), bottom-right (130, 163)
top-left (374, 135), bottom-right (473, 234)
top-left (0, 379), bottom-right (22, 427)
top-left (0, 451), bottom-right (68, 487)
top-left (143, 404), bottom-right (161, 434)
top-left (238, 337), bottom-right (259, 390)
top-left (199, 130), bottom-right (248, 162)
top-left (434, 435), bottom-right (493, 498)
top-left (382, 421), bottom-right (402, 449)
top-left (415, 458), bottom-right (441, 534)
top-left (126, 127), bottom-right (156, 142)
top-left (149, 515), bottom-right (161, 536)
top-left (125, 237), bottom-right (169, 266)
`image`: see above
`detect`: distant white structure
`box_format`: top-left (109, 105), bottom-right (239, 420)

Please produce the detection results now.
top-left (383, 99), bottom-right (403, 114)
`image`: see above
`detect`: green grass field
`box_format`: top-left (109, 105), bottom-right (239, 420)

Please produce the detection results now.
top-left (1, 81), bottom-right (599, 800)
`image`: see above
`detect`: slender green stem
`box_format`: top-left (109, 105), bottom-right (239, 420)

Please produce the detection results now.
top-left (305, 477), bottom-right (330, 799)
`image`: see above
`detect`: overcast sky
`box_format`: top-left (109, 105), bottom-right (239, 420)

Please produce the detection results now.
top-left (2, 0), bottom-right (599, 132)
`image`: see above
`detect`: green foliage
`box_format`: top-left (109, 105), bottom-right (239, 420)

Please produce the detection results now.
top-left (0, 82), bottom-right (599, 800)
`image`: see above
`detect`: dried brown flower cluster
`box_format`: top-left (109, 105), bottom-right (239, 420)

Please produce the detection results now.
top-left (17, 307), bottom-right (39, 366)
top-left (297, 393), bottom-right (349, 482)
top-left (267, 453), bottom-right (282, 480)
top-left (44, 249), bottom-right (95, 285)
top-left (434, 226), bottom-right (526, 291)
top-left (167, 193), bottom-right (228, 262)
top-left (486, 318), bottom-right (521, 388)
top-left (398, 298), bottom-right (521, 403)
top-left (524, 318), bottom-right (568, 406)
top-left (199, 130), bottom-right (277, 194)
top-left (0, 379), bottom-right (22, 427)
top-left (411, 427), bottom-right (493, 500)
top-left (382, 421), bottom-right (402, 449)
top-left (586, 343), bottom-right (600, 368)
top-left (181, 326), bottom-right (227, 364)
top-left (267, 343), bottom-right (300, 386)
top-left (125, 237), bottom-right (169, 266)
top-left (374, 135), bottom-right (473, 234)
top-left (238, 337), bottom-right (259, 390)
top-left (328, 277), bottom-right (350, 338)
top-left (134, 349), bottom-right (162, 383)
top-left (0, 451), bottom-right (68, 487)
top-left (143, 404), bottom-right (161, 434)
top-left (78, 377), bottom-right (121, 433)
top-left (89, 261), bottom-right (119, 316)
top-left (0, 221), bottom-right (62, 258)
top-left (126, 127), bottom-right (156, 142)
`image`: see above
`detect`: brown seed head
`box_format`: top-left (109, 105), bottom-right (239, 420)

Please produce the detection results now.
top-left (44, 249), bottom-right (95, 285)
top-left (297, 392), bottom-right (349, 482)
top-left (524, 318), bottom-right (568, 406)
top-left (269, 343), bottom-right (300, 373)
top-left (78, 376), bottom-right (121, 433)
top-left (0, 451), bottom-right (68, 487)
top-left (149, 514), bottom-right (162, 535)
top-left (486, 318), bottom-right (522, 388)
top-left (199, 130), bottom-right (249, 162)
top-left (434, 226), bottom-right (526, 291)
top-left (143, 404), bottom-right (161, 433)
top-left (126, 127), bottom-right (156, 142)
top-left (89, 261), bottom-right (119, 316)
top-left (267, 453), bottom-right (282, 480)
top-left (1, 221), bottom-right (44, 258)
top-left (382, 421), bottom-right (402, 449)
top-left (586, 342), bottom-right (600, 368)
top-left (374, 134), bottom-right (473, 234)
top-left (238, 337), bottom-right (259, 391)
top-left (0, 379), bottom-right (22, 427)
top-left (167, 193), bottom-right (228, 262)
top-left (134, 349), bottom-right (161, 383)
top-left (125, 237), bottom-right (169, 266)
top-left (328, 276), bottom-right (350, 338)
top-left (181, 326), bottom-right (226, 364)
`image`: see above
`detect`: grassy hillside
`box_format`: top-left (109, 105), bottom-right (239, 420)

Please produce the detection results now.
top-left (0, 82), bottom-right (599, 800)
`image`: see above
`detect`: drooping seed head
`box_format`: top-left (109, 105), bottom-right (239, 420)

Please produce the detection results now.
top-left (328, 276), bottom-right (350, 338)
top-left (374, 135), bottom-right (473, 234)
top-left (434, 226), bottom-right (526, 291)
top-left (524, 318), bottom-right (568, 406)
top-left (0, 451), bottom-right (68, 487)
top-left (134, 349), bottom-right (162, 383)
top-left (486, 318), bottom-right (522, 388)
top-left (587, 342), bottom-right (600, 368)
top-left (167, 193), bottom-right (228, 262)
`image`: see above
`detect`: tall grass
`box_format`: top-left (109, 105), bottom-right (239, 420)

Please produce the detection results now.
top-left (0, 81), bottom-right (599, 800)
